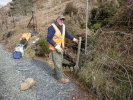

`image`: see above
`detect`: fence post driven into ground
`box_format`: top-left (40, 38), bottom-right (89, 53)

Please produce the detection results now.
top-left (74, 37), bottom-right (82, 74)
top-left (85, 0), bottom-right (89, 54)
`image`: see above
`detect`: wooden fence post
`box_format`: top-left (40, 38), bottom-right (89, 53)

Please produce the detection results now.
top-left (75, 37), bottom-right (82, 73)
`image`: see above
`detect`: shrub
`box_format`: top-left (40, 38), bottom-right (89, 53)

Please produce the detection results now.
top-left (89, 0), bottom-right (133, 31)
top-left (64, 2), bottom-right (78, 16)
top-left (79, 57), bottom-right (132, 99)
top-left (110, 3), bottom-right (133, 30)
top-left (89, 1), bottom-right (118, 31)
top-left (35, 38), bottom-right (49, 57)
top-left (3, 31), bottom-right (15, 40)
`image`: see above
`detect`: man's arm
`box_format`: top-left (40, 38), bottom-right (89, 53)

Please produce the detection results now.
top-left (65, 28), bottom-right (74, 40)
top-left (65, 28), bottom-right (78, 44)
top-left (47, 26), bottom-right (57, 46)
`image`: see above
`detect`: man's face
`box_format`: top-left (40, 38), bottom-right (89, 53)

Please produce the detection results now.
top-left (57, 18), bottom-right (65, 26)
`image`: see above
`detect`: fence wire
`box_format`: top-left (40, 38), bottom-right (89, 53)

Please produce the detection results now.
top-left (63, 1), bottom-right (132, 99)
top-left (64, 29), bottom-right (132, 99)
top-left (64, 30), bottom-right (132, 99)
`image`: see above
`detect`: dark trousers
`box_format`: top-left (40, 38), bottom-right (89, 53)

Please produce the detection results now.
top-left (51, 50), bottom-right (66, 79)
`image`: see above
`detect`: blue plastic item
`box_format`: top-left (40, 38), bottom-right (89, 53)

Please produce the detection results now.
top-left (13, 51), bottom-right (22, 59)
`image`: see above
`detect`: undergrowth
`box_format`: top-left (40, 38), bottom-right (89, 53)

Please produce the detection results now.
top-left (78, 31), bottom-right (133, 99)
top-left (35, 38), bottom-right (50, 57)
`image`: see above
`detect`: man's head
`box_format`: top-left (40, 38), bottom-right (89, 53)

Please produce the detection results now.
top-left (57, 15), bottom-right (65, 26)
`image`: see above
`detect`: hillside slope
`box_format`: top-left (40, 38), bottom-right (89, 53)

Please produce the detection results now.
top-left (0, 1), bottom-right (97, 99)
top-left (0, 0), bottom-right (88, 52)
top-left (0, 0), bottom-right (132, 99)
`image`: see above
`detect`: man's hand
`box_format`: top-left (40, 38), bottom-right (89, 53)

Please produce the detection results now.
top-left (55, 45), bottom-right (63, 53)
top-left (73, 38), bottom-right (78, 44)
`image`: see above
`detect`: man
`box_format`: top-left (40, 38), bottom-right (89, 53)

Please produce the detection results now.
top-left (47, 15), bottom-right (78, 83)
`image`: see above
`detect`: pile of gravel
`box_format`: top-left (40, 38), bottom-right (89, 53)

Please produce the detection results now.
top-left (0, 43), bottom-right (77, 100)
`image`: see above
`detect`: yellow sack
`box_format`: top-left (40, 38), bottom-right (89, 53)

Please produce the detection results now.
top-left (20, 78), bottom-right (36, 91)
top-left (20, 33), bottom-right (31, 42)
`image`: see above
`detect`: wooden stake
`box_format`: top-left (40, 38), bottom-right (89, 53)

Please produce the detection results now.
top-left (75, 37), bottom-right (82, 73)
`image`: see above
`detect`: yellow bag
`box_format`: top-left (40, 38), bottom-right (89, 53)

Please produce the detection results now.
top-left (20, 33), bottom-right (31, 42)
top-left (20, 78), bottom-right (36, 91)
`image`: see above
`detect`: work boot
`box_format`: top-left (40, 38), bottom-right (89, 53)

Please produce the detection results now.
top-left (59, 78), bottom-right (69, 83)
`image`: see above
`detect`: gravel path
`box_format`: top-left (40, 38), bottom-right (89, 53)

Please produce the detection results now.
top-left (0, 43), bottom-right (78, 100)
